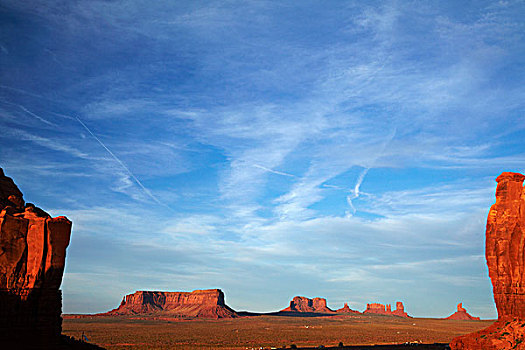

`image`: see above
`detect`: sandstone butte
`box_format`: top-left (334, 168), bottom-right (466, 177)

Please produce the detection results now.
top-left (336, 302), bottom-right (361, 314)
top-left (100, 289), bottom-right (238, 319)
top-left (445, 303), bottom-right (480, 321)
top-left (0, 168), bottom-right (72, 346)
top-left (280, 296), bottom-right (335, 313)
top-left (451, 172), bottom-right (525, 349)
top-left (363, 301), bottom-right (410, 318)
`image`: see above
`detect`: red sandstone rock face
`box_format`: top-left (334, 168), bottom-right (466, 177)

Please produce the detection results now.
top-left (450, 319), bottom-right (525, 349)
top-left (486, 172), bottom-right (525, 319)
top-left (0, 168), bottom-right (72, 344)
top-left (446, 303), bottom-right (480, 320)
top-left (281, 296), bottom-right (335, 313)
top-left (451, 172), bottom-right (525, 349)
top-left (363, 301), bottom-right (409, 317)
top-left (336, 302), bottom-right (360, 314)
top-left (103, 289), bottom-right (237, 318)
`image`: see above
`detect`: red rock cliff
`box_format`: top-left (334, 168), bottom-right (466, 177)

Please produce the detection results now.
top-left (0, 168), bottom-right (72, 344)
top-left (486, 172), bottom-right (525, 319)
top-left (281, 296), bottom-right (335, 313)
top-left (104, 289), bottom-right (237, 318)
top-left (451, 172), bottom-right (525, 349)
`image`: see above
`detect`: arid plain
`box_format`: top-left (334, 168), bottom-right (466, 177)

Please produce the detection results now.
top-left (62, 315), bottom-right (491, 350)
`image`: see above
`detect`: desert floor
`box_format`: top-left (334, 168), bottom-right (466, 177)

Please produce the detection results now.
top-left (63, 314), bottom-right (492, 350)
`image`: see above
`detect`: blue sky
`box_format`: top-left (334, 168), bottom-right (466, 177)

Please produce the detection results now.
top-left (1, 0), bottom-right (524, 318)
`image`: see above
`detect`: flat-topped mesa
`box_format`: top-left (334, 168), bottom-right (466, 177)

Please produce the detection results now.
top-left (0, 168), bottom-right (72, 345)
top-left (451, 172), bottom-right (525, 349)
top-left (364, 301), bottom-right (409, 317)
top-left (446, 303), bottom-right (480, 320)
top-left (281, 296), bottom-right (335, 313)
top-left (104, 289), bottom-right (237, 318)
top-left (336, 302), bottom-right (360, 314)
top-left (364, 303), bottom-right (389, 314)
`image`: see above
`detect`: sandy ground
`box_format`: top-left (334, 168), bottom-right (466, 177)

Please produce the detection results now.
top-left (62, 314), bottom-right (492, 350)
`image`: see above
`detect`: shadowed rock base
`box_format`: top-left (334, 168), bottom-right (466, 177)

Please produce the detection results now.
top-left (0, 168), bottom-right (82, 347)
top-left (0, 289), bottom-right (63, 345)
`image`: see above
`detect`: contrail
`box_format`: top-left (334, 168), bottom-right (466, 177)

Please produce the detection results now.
top-left (346, 128), bottom-right (397, 215)
top-left (75, 116), bottom-right (168, 209)
top-left (50, 111), bottom-right (75, 120)
top-left (253, 164), bottom-right (296, 178)
top-left (353, 167), bottom-right (369, 198)
top-left (18, 105), bottom-right (55, 126)
top-left (0, 99), bottom-right (54, 126)
top-left (346, 167), bottom-right (369, 215)
top-left (0, 85), bottom-right (44, 99)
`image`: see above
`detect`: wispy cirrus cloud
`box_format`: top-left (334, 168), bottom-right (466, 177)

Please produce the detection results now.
top-left (252, 164), bottom-right (296, 178)
top-left (75, 116), bottom-right (167, 208)
top-left (1, 0), bottom-right (523, 318)
top-left (8, 128), bottom-right (89, 159)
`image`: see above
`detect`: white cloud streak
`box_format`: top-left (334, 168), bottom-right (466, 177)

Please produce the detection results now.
top-left (252, 164), bottom-right (296, 178)
top-left (12, 128), bottom-right (89, 159)
top-left (18, 105), bottom-right (55, 126)
top-left (74, 116), bottom-right (168, 209)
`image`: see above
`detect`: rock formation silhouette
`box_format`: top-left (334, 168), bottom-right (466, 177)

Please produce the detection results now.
top-left (102, 289), bottom-right (237, 318)
top-left (445, 303), bottom-right (480, 320)
top-left (451, 172), bottom-right (525, 349)
top-left (0, 168), bottom-right (83, 348)
top-left (336, 302), bottom-right (360, 314)
top-left (281, 296), bottom-right (335, 313)
top-left (363, 301), bottom-right (409, 317)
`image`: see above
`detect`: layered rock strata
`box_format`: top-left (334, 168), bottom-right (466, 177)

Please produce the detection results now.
top-left (364, 301), bottom-right (409, 317)
top-left (451, 172), bottom-right (525, 349)
top-left (103, 289), bottom-right (237, 318)
top-left (0, 168), bottom-right (72, 344)
top-left (281, 296), bottom-right (335, 313)
top-left (446, 303), bottom-right (480, 320)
